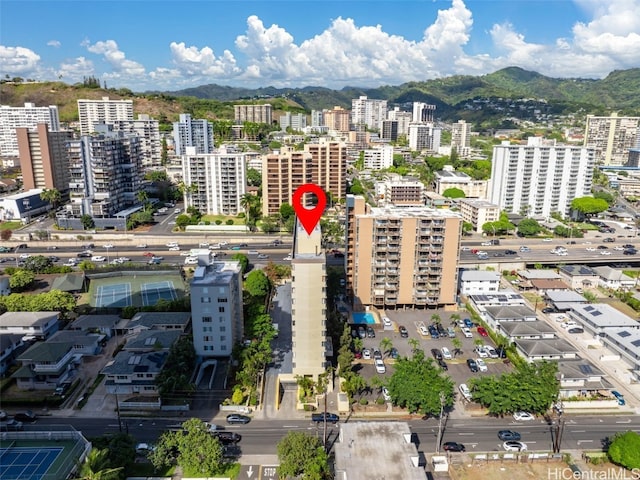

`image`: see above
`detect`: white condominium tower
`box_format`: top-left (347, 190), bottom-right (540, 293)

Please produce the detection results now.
top-left (584, 113), bottom-right (640, 166)
top-left (489, 137), bottom-right (595, 218)
top-left (172, 114), bottom-right (215, 156)
top-left (0, 103), bottom-right (60, 157)
top-left (77, 97), bottom-right (134, 136)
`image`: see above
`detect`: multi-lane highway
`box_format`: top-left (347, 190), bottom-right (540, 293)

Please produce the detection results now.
top-left (28, 414), bottom-right (640, 455)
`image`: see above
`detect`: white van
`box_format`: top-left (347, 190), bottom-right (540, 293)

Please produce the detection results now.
top-left (441, 347), bottom-right (452, 360)
top-left (184, 257), bottom-right (198, 265)
top-left (459, 383), bottom-right (472, 401)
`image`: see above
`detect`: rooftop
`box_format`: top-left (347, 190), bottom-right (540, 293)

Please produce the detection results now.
top-left (559, 265), bottom-right (597, 277)
top-left (569, 303), bottom-right (639, 329)
top-left (124, 330), bottom-right (182, 351)
top-left (499, 321), bottom-right (556, 336)
top-left (366, 205), bottom-right (461, 219)
top-left (0, 311), bottom-right (59, 327)
top-left (73, 314), bottom-right (120, 330)
top-left (515, 338), bottom-right (579, 357)
top-left (128, 311), bottom-right (191, 329)
top-left (460, 270), bottom-right (501, 282)
top-left (546, 291), bottom-right (587, 302)
top-left (484, 305), bottom-right (537, 320)
top-left (101, 350), bottom-right (168, 376)
top-left (518, 270), bottom-right (561, 280)
top-left (190, 261), bottom-right (241, 287)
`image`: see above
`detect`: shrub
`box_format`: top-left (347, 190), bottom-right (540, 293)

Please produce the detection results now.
top-left (376, 397), bottom-right (386, 405)
top-left (359, 398), bottom-right (368, 405)
top-left (215, 220), bottom-right (222, 225)
top-left (226, 219), bottom-right (234, 225)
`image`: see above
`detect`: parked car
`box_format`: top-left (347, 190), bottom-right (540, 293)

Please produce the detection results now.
top-left (477, 326), bottom-right (488, 337)
top-left (466, 358), bottom-right (479, 373)
top-left (437, 359), bottom-right (448, 371)
top-left (311, 412), bottom-right (339, 423)
top-left (474, 346), bottom-right (488, 358)
top-left (503, 441), bottom-right (528, 452)
top-left (226, 414), bottom-right (251, 425)
top-left (459, 383), bottom-right (472, 401)
top-left (485, 346), bottom-right (498, 358)
top-left (447, 327), bottom-right (456, 338)
top-left (495, 346), bottom-right (508, 358)
top-left (513, 411), bottom-right (535, 421)
top-left (475, 358), bottom-right (488, 372)
top-left (13, 410), bottom-right (37, 422)
top-left (399, 326), bottom-right (409, 338)
top-left (372, 348), bottom-right (382, 360)
top-left (443, 442), bottom-right (466, 452)
top-left (441, 347), bottom-right (452, 360)
top-left (611, 391), bottom-right (626, 405)
top-left (431, 348), bottom-right (443, 361)
top-left (389, 348), bottom-right (399, 359)
top-left (498, 430), bottom-right (521, 441)
top-left (419, 325), bottom-right (429, 336)
top-left (362, 348), bottom-right (371, 360)
top-left (463, 318), bottom-right (474, 328)
top-left (382, 316), bottom-right (392, 327)
top-left (357, 327), bottom-right (366, 339)
top-left (214, 432), bottom-right (242, 444)
top-left (428, 325), bottom-right (439, 339)
top-left (366, 326), bottom-right (375, 338)
top-left (382, 387), bottom-right (391, 402)
top-left (374, 359), bottom-right (386, 374)
top-left (461, 327), bottom-right (473, 338)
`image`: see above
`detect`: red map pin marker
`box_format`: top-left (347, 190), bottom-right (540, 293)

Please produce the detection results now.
top-left (292, 183), bottom-right (326, 235)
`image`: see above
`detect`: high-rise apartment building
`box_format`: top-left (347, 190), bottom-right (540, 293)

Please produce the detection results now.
top-left (434, 166), bottom-right (488, 198)
top-left (457, 199), bottom-right (500, 233)
top-left (262, 139), bottom-right (348, 216)
top-left (451, 120), bottom-right (472, 158)
top-left (345, 195), bottom-right (461, 310)
top-left (351, 96), bottom-right (388, 131)
top-left (363, 145), bottom-right (394, 170)
top-left (386, 107), bottom-right (412, 136)
top-left (0, 103), bottom-right (60, 157)
top-left (322, 106), bottom-right (351, 132)
top-left (412, 103), bottom-right (436, 123)
top-left (181, 146), bottom-right (247, 215)
top-left (489, 137), bottom-right (595, 218)
top-left (311, 110), bottom-right (324, 127)
top-left (112, 114), bottom-right (161, 168)
top-left (234, 104), bottom-right (273, 124)
top-left (67, 124), bottom-right (142, 217)
top-left (380, 120), bottom-right (398, 141)
top-left (77, 97), bottom-right (133, 136)
top-left (279, 112), bottom-right (307, 131)
top-left (190, 257), bottom-right (243, 358)
top-left (16, 124), bottom-right (72, 194)
top-left (375, 175), bottom-right (426, 206)
top-left (172, 114), bottom-right (214, 156)
top-left (584, 113), bottom-right (640, 166)
top-left (291, 219), bottom-right (328, 379)
top-left (408, 123), bottom-right (441, 152)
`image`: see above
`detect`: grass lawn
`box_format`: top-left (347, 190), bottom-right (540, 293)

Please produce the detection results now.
top-left (201, 214), bottom-right (245, 225)
top-left (0, 220), bottom-right (22, 231)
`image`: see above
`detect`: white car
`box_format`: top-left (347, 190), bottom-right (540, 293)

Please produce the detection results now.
top-left (475, 358), bottom-right (488, 372)
top-left (284, 254), bottom-right (293, 261)
top-left (185, 257), bottom-right (198, 265)
top-left (382, 387), bottom-right (391, 402)
top-left (103, 244), bottom-right (114, 249)
top-left (19, 253), bottom-right (30, 259)
top-left (542, 238), bottom-right (552, 242)
top-left (503, 441), bottom-right (528, 452)
top-left (218, 241), bottom-right (228, 246)
top-left (475, 346), bottom-right (488, 358)
top-left (600, 250), bottom-right (611, 255)
top-left (461, 246), bottom-right (471, 251)
top-left (562, 322), bottom-right (579, 330)
top-left (168, 246), bottom-right (180, 251)
top-left (362, 349), bottom-right (372, 360)
top-left (462, 327), bottom-right (473, 338)
top-left (481, 241), bottom-right (493, 246)
top-left (91, 256), bottom-right (106, 262)
top-left (556, 251), bottom-right (568, 256)
top-left (613, 245), bottom-right (625, 251)
top-left (199, 242), bottom-right (209, 248)
top-left (166, 242), bottom-right (179, 248)
top-left (419, 325), bottom-right (429, 336)
top-left (137, 244), bottom-right (147, 248)
top-left (257, 253), bottom-right (269, 259)
top-left (382, 316), bottom-right (392, 327)
top-left (180, 251), bottom-right (191, 256)
top-left (513, 411), bottom-right (535, 421)
top-left (459, 383), bottom-right (472, 401)
top-left (485, 346), bottom-right (498, 358)
top-left (374, 359), bottom-right (386, 374)
top-left (441, 347), bottom-right (452, 360)
top-left (586, 247), bottom-right (596, 252)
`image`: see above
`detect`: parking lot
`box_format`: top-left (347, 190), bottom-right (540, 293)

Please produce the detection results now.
top-left (351, 309), bottom-right (514, 409)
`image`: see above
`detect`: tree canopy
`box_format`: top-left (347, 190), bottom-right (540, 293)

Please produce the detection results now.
top-left (469, 361), bottom-right (559, 416)
top-left (387, 349), bottom-right (454, 416)
top-left (608, 431), bottom-right (640, 470)
top-left (571, 197), bottom-right (609, 217)
top-left (230, 253), bottom-right (249, 273)
top-left (244, 270), bottom-right (271, 298)
top-left (9, 269), bottom-right (35, 291)
top-left (517, 218), bottom-right (542, 236)
top-left (277, 431), bottom-right (330, 480)
top-left (442, 187), bottom-right (466, 199)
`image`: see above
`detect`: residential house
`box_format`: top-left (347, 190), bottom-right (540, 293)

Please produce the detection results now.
top-left (126, 312), bottom-right (191, 333)
top-left (568, 303), bottom-right (640, 337)
top-left (0, 312), bottom-right (60, 340)
top-left (122, 330), bottom-right (181, 352)
top-left (591, 266), bottom-right (635, 290)
top-left (101, 350), bottom-right (168, 396)
top-left (556, 359), bottom-right (614, 398)
top-left (70, 314), bottom-right (121, 339)
top-left (482, 305), bottom-right (537, 331)
top-left (601, 328), bottom-right (640, 380)
top-left (50, 273), bottom-right (85, 293)
top-left (459, 270), bottom-right (501, 295)
top-left (498, 321), bottom-right (556, 342)
top-left (515, 338), bottom-right (579, 362)
top-left (467, 292), bottom-right (527, 308)
top-left (13, 342), bottom-right (77, 390)
top-left (0, 334), bottom-right (23, 376)
top-left (516, 269), bottom-right (562, 290)
top-left (47, 330), bottom-right (103, 356)
top-left (529, 278), bottom-right (570, 294)
top-left (545, 291), bottom-right (588, 311)
top-left (558, 265), bottom-right (599, 290)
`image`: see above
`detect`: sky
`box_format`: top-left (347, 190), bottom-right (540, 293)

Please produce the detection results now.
top-left (1, 0), bottom-right (639, 92)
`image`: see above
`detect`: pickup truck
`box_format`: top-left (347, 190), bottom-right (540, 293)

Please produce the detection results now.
top-left (311, 412), bottom-right (340, 423)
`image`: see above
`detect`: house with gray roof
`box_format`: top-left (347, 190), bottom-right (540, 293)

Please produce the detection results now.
top-left (123, 330), bottom-right (181, 352)
top-left (71, 314), bottom-right (120, 338)
top-left (515, 338), bottom-right (579, 362)
top-left (591, 266), bottom-right (635, 290)
top-left (13, 341), bottom-right (77, 390)
top-left (483, 305), bottom-right (537, 330)
top-left (47, 330), bottom-right (103, 356)
top-left (459, 270), bottom-right (500, 295)
top-left (0, 334), bottom-right (24, 376)
top-left (101, 350), bottom-right (168, 396)
top-left (556, 359), bottom-right (614, 398)
top-left (498, 321), bottom-right (556, 341)
top-left (126, 312), bottom-right (191, 333)
top-left (568, 303), bottom-right (640, 336)
top-left (0, 311), bottom-right (59, 339)
top-left (558, 265), bottom-right (599, 290)
top-left (546, 291), bottom-right (587, 311)
top-left (601, 328), bottom-right (640, 379)
top-left (518, 270), bottom-right (562, 280)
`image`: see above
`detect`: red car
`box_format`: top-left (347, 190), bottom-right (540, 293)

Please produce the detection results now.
top-left (477, 327), bottom-right (489, 337)
top-left (143, 252), bottom-right (155, 257)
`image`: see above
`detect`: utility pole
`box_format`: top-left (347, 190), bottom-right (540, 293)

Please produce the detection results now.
top-left (115, 389), bottom-right (122, 432)
top-left (435, 392), bottom-right (446, 453)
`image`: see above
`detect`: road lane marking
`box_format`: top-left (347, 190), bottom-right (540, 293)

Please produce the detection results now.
top-left (458, 433), bottom-right (475, 436)
top-left (571, 430), bottom-right (586, 433)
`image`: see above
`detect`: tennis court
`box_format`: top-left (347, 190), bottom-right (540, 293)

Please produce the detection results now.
top-left (95, 282), bottom-right (132, 308)
top-left (0, 446), bottom-right (63, 480)
top-left (141, 280), bottom-right (178, 306)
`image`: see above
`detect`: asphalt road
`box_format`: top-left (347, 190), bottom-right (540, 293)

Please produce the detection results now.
top-left (29, 415), bottom-right (640, 455)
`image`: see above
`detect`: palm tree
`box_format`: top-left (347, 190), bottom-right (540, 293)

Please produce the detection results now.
top-left (431, 313), bottom-right (442, 325)
top-left (450, 313), bottom-right (461, 327)
top-left (408, 338), bottom-right (420, 353)
top-left (177, 181), bottom-right (198, 208)
top-left (40, 188), bottom-right (61, 209)
top-left (379, 337), bottom-right (393, 356)
top-left (136, 190), bottom-right (149, 209)
top-left (451, 338), bottom-right (463, 357)
top-left (79, 448), bottom-right (123, 480)
top-left (352, 337), bottom-right (364, 353)
top-left (240, 193), bottom-right (262, 231)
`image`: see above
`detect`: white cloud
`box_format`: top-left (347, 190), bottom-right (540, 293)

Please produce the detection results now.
top-left (86, 39), bottom-right (145, 76)
top-left (47, 40), bottom-right (61, 48)
top-left (169, 42), bottom-right (241, 78)
top-left (0, 45), bottom-right (41, 74)
top-left (56, 56), bottom-right (94, 82)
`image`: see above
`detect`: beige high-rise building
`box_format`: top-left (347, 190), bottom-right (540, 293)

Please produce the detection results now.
top-left (262, 139), bottom-right (347, 216)
top-left (451, 120), bottom-right (472, 158)
top-left (291, 219), bottom-right (328, 379)
top-left (17, 124), bottom-right (73, 194)
top-left (345, 195), bottom-right (461, 311)
top-left (322, 106), bottom-right (351, 132)
top-left (584, 113), bottom-right (640, 166)
top-left (234, 104), bottom-right (273, 124)
top-left (77, 97), bottom-right (134, 136)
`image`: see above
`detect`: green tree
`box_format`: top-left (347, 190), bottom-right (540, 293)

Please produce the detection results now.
top-left (0, 229), bottom-right (12, 241)
top-left (570, 197), bottom-right (609, 218)
top-left (81, 214), bottom-right (95, 230)
top-left (451, 338), bottom-right (463, 357)
top-left (442, 187), bottom-right (466, 199)
top-left (40, 188), bottom-right (62, 211)
top-left (279, 203), bottom-right (295, 221)
top-left (379, 337), bottom-right (393, 356)
top-left (89, 432), bottom-right (136, 478)
top-left (246, 167), bottom-right (262, 187)
top-left (608, 431), bottom-right (640, 470)
top-left (517, 218), bottom-right (542, 236)
top-left (245, 270), bottom-right (271, 298)
top-left (387, 349), bottom-right (454, 416)
top-left (593, 190), bottom-right (615, 205)
top-left (155, 336), bottom-right (196, 398)
top-left (277, 431), bottom-right (329, 480)
top-left (22, 255), bottom-right (53, 273)
top-left (231, 253), bottom-right (249, 273)
top-left (79, 260), bottom-right (96, 271)
top-left (175, 213), bottom-right (192, 230)
top-left (79, 448), bottom-right (123, 480)
top-left (259, 215), bottom-right (279, 233)
top-left (136, 190), bottom-right (149, 208)
top-left (9, 269), bottom-right (35, 291)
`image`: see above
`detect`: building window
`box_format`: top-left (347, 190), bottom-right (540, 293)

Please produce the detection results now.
top-left (221, 345), bottom-right (227, 351)
top-left (116, 375), bottom-right (127, 380)
top-left (220, 326), bottom-right (226, 332)
top-left (220, 336), bottom-right (226, 341)
top-left (218, 298), bottom-right (228, 303)
top-left (218, 306), bottom-right (225, 313)
top-left (201, 297), bottom-right (211, 303)
top-left (202, 316), bottom-right (212, 323)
